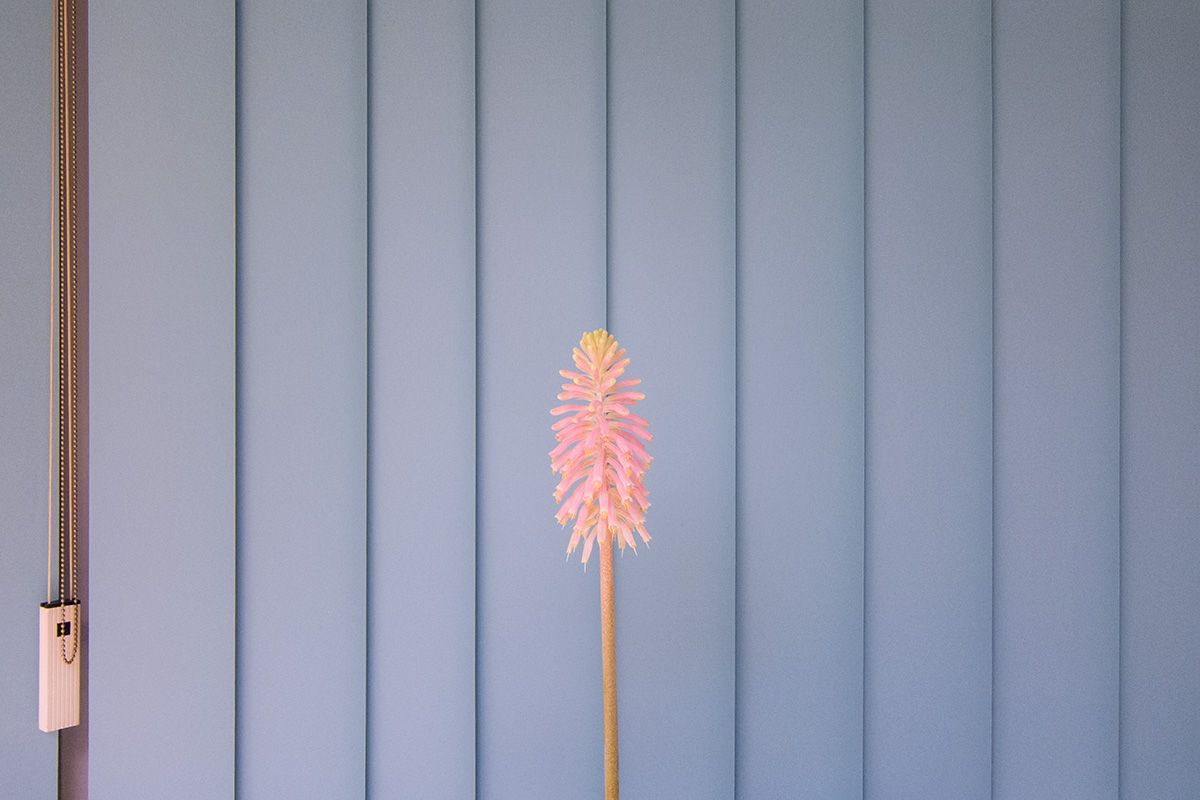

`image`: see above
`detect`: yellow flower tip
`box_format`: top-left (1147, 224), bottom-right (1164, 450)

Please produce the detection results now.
top-left (580, 329), bottom-right (618, 355)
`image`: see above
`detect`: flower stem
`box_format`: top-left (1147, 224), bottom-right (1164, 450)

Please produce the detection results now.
top-left (600, 534), bottom-right (619, 800)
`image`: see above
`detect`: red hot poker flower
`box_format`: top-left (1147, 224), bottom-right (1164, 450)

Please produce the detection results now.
top-left (550, 329), bottom-right (652, 567)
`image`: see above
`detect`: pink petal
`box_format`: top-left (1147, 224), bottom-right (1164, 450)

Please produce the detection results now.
top-left (614, 422), bottom-right (652, 442)
top-left (551, 403), bottom-right (588, 416)
top-left (606, 356), bottom-right (630, 374)
top-left (620, 524), bottom-right (637, 550)
top-left (607, 391), bottom-right (645, 404)
top-left (580, 528), bottom-right (597, 566)
top-left (549, 436), bottom-right (583, 462)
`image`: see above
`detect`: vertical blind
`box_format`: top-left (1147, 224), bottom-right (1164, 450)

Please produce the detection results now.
top-left (4, 0), bottom-right (1189, 797)
top-left (1, 0), bottom-right (58, 795)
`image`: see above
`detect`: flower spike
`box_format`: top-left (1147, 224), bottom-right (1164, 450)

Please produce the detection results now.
top-left (551, 330), bottom-right (652, 567)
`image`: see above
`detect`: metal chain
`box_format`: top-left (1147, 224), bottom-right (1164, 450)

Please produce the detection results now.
top-left (58, 0), bottom-right (80, 667)
top-left (55, 0), bottom-right (69, 615)
top-left (67, 0), bottom-right (79, 612)
top-left (60, 602), bottom-right (78, 665)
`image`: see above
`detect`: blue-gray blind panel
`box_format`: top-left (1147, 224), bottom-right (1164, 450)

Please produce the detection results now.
top-left (1121, 0), bottom-right (1200, 795)
top-left (864, 0), bottom-right (994, 796)
top-left (367, 0), bottom-right (477, 796)
top-left (993, 0), bottom-right (1121, 796)
top-left (235, 1), bottom-right (367, 796)
top-left (476, 0), bottom-right (608, 796)
top-left (608, 0), bottom-right (737, 796)
top-left (736, 0), bottom-right (865, 796)
top-left (0, 0), bottom-right (57, 794)
top-left (88, 1), bottom-right (236, 797)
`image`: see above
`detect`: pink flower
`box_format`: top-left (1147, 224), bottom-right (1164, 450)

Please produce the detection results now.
top-left (551, 329), bottom-right (653, 566)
